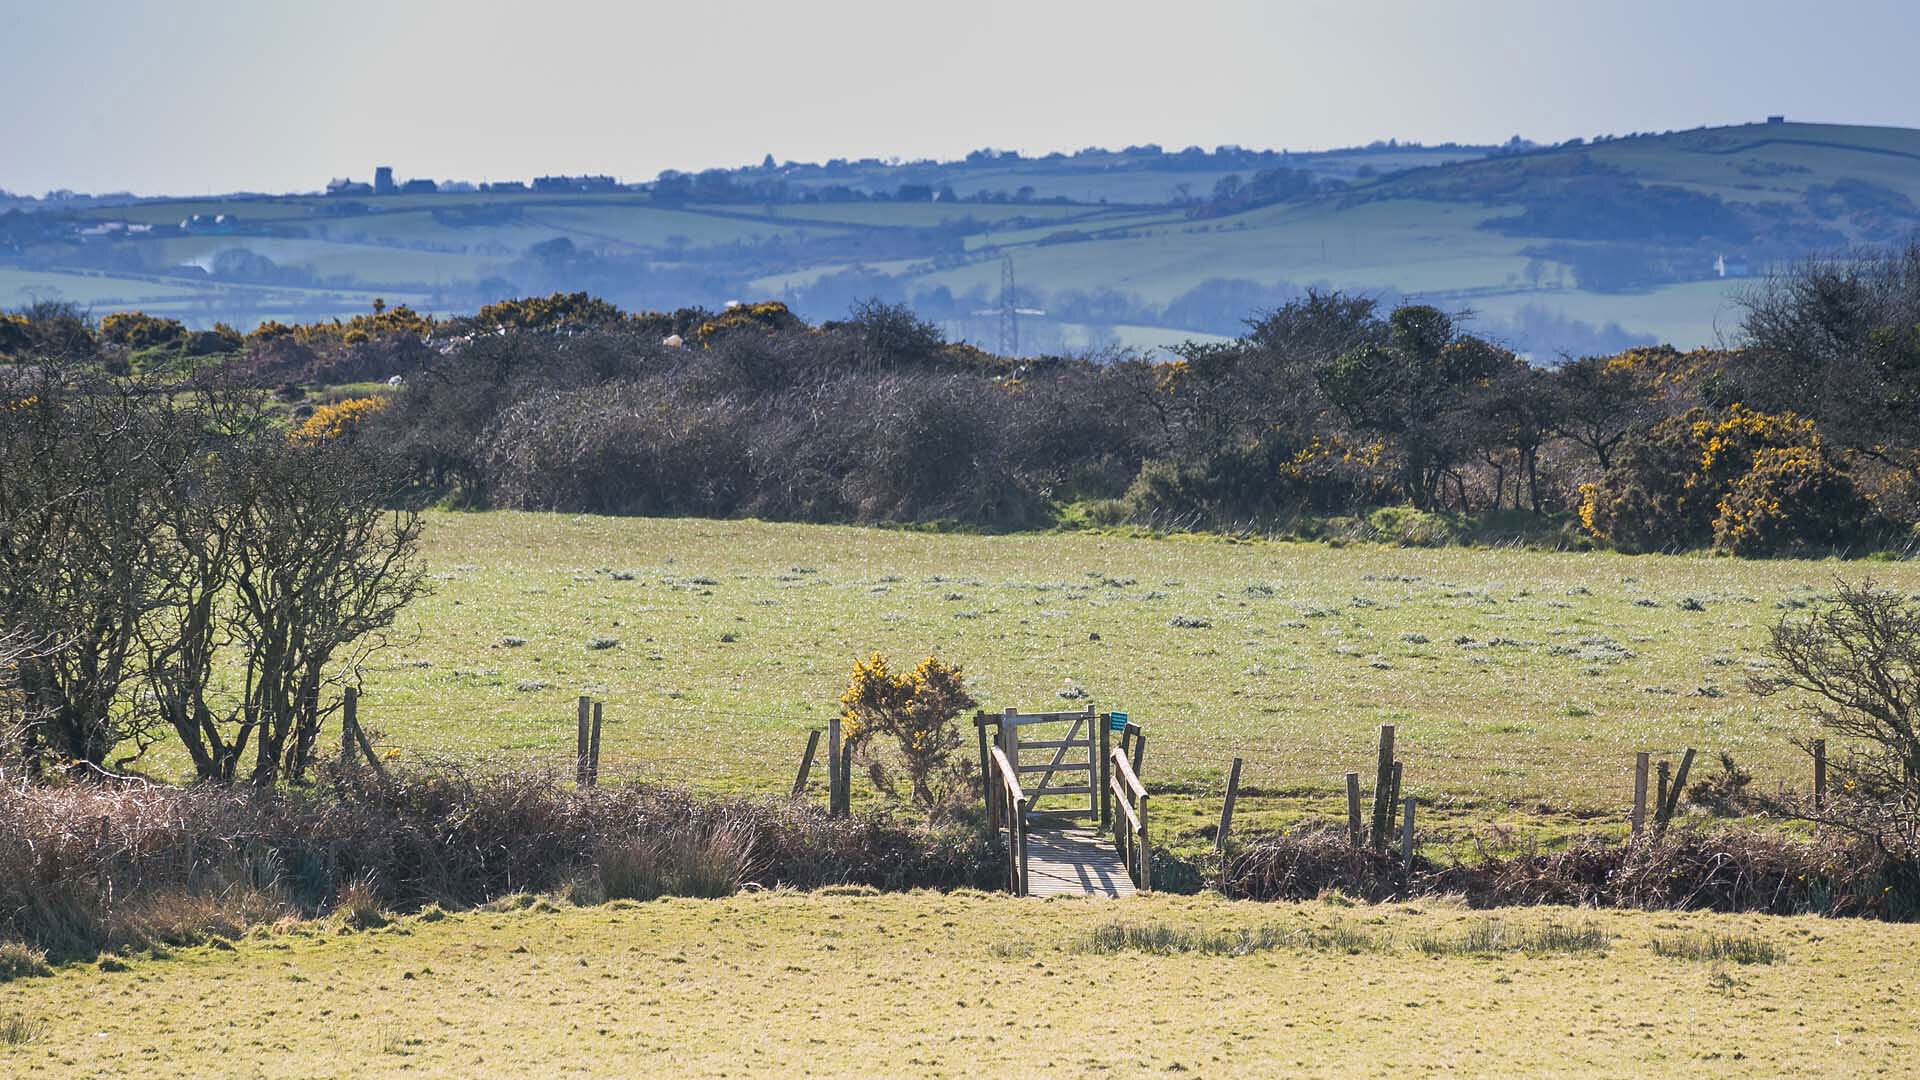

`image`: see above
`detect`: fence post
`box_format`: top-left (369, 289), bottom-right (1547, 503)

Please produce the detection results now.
top-left (340, 686), bottom-right (358, 770)
top-left (1345, 771), bottom-right (1363, 847)
top-left (1369, 724), bottom-right (1396, 850)
top-left (588, 700), bottom-right (603, 787)
top-left (827, 715), bottom-right (844, 817)
top-left (974, 712), bottom-right (992, 816)
top-left (1653, 748), bottom-right (1695, 840)
top-left (1215, 757), bottom-right (1243, 853)
top-left (1002, 706), bottom-right (1020, 783)
top-left (1400, 796), bottom-right (1416, 866)
top-left (1630, 751), bottom-right (1650, 838)
top-left (1099, 713), bottom-right (1112, 827)
top-left (1085, 705), bottom-right (1099, 818)
top-left (1138, 790), bottom-right (1151, 893)
top-left (1812, 738), bottom-right (1827, 810)
top-left (575, 695), bottom-right (591, 786)
top-left (1655, 759), bottom-right (1670, 826)
top-left (793, 729), bottom-right (821, 798)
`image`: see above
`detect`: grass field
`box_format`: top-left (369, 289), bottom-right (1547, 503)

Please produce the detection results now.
top-left (4, 890), bottom-right (1914, 1077)
top-left (272, 511), bottom-right (1916, 847)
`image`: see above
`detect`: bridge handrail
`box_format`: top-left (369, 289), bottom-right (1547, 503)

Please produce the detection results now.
top-left (989, 745), bottom-right (1029, 895)
top-left (1107, 746), bottom-right (1151, 892)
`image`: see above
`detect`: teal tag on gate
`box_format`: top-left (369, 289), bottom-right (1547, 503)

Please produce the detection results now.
top-left (1108, 711), bottom-right (1128, 732)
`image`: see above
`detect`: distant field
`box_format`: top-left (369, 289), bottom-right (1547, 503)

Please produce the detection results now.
top-left (248, 512), bottom-right (1908, 845)
top-left (15, 120), bottom-right (1914, 350)
top-left (5, 891), bottom-right (1914, 1077)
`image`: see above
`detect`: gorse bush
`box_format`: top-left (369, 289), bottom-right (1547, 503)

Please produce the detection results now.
top-left (838, 653), bottom-right (978, 810)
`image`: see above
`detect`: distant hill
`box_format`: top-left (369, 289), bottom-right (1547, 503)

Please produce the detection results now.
top-left (5, 121), bottom-right (1917, 358)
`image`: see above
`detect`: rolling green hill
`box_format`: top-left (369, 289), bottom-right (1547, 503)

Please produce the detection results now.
top-left (5, 121), bottom-right (1917, 357)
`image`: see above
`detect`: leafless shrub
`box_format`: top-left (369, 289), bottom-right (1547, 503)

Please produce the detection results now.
top-left (1752, 578), bottom-right (1920, 812)
top-left (0, 764), bottom-right (992, 961)
top-left (1221, 823), bottom-right (1917, 919)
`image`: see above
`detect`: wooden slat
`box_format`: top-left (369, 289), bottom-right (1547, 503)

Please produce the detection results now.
top-left (1021, 825), bottom-right (1135, 899)
top-left (1016, 761), bottom-right (1090, 772)
top-left (1027, 784), bottom-right (1093, 797)
top-left (1020, 738), bottom-right (1092, 750)
top-left (1006, 712), bottom-right (1096, 726)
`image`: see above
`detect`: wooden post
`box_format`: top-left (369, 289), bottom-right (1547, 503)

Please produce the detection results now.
top-left (974, 712), bottom-right (992, 815)
top-left (1631, 752), bottom-right (1650, 838)
top-left (1002, 706), bottom-right (1020, 787)
top-left (827, 714), bottom-right (843, 817)
top-left (1812, 738), bottom-right (1827, 810)
top-left (1653, 748), bottom-right (1695, 840)
top-left (1085, 705), bottom-right (1099, 818)
top-left (1098, 713), bottom-right (1113, 827)
top-left (1655, 759), bottom-right (1670, 825)
top-left (1388, 761), bottom-right (1403, 824)
top-left (575, 695), bottom-right (591, 786)
top-left (1345, 772), bottom-right (1363, 847)
top-left (1215, 757), bottom-right (1243, 853)
top-left (345, 691), bottom-right (388, 780)
top-left (1400, 796), bottom-right (1416, 866)
top-left (1130, 730), bottom-right (1146, 782)
top-left (340, 686), bottom-right (358, 770)
top-left (793, 729), bottom-right (821, 798)
top-left (1369, 724), bottom-right (1396, 850)
top-left (1137, 791), bottom-right (1151, 893)
top-left (587, 701), bottom-right (603, 787)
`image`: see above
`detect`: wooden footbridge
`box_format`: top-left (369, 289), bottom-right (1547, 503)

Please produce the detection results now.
top-left (976, 706), bottom-right (1150, 898)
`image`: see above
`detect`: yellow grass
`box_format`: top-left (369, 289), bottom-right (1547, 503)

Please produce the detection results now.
top-left (3, 892), bottom-right (1915, 1077)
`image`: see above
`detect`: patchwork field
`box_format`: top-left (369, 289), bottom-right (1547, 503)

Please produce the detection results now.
top-left (20, 122), bottom-right (1917, 354)
top-left (4, 891), bottom-right (1915, 1077)
top-left (273, 512), bottom-right (1917, 845)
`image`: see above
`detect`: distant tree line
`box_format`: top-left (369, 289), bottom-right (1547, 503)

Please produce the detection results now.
top-left (8, 245), bottom-right (1920, 562)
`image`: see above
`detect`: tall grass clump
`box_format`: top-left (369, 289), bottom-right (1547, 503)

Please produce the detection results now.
top-left (0, 941), bottom-right (51, 982)
top-left (596, 822), bottom-right (754, 901)
top-left (0, 1013), bottom-right (47, 1046)
top-left (1650, 932), bottom-right (1783, 965)
top-left (1074, 920), bottom-right (1390, 957)
top-left (1413, 918), bottom-right (1610, 956)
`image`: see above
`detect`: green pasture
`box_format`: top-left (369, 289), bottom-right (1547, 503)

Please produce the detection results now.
top-left (288, 512), bottom-right (1908, 846)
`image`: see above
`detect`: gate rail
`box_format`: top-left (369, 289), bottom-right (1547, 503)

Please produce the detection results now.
top-left (1108, 746), bottom-right (1151, 891)
top-left (988, 745), bottom-right (1029, 895)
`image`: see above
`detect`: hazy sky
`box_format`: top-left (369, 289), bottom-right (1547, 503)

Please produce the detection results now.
top-left (5, 0), bottom-right (1919, 196)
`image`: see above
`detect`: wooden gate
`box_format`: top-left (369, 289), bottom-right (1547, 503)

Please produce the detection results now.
top-left (976, 705), bottom-right (1098, 816)
top-left (977, 705), bottom-right (1149, 897)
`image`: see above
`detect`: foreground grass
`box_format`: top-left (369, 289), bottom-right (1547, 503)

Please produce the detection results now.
top-left (333, 512), bottom-right (1912, 827)
top-left (3, 892), bottom-right (1915, 1077)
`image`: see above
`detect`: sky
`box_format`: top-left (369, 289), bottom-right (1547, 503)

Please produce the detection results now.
top-left (4, 0), bottom-right (1920, 196)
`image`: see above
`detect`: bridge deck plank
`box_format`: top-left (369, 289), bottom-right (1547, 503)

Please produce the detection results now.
top-left (1022, 819), bottom-right (1135, 899)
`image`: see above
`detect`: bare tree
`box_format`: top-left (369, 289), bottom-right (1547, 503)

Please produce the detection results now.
top-left (143, 407), bottom-right (426, 786)
top-left (0, 369), bottom-right (187, 775)
top-left (0, 625), bottom-right (47, 775)
top-left (227, 433), bottom-right (425, 784)
top-left (1753, 578), bottom-right (1920, 809)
